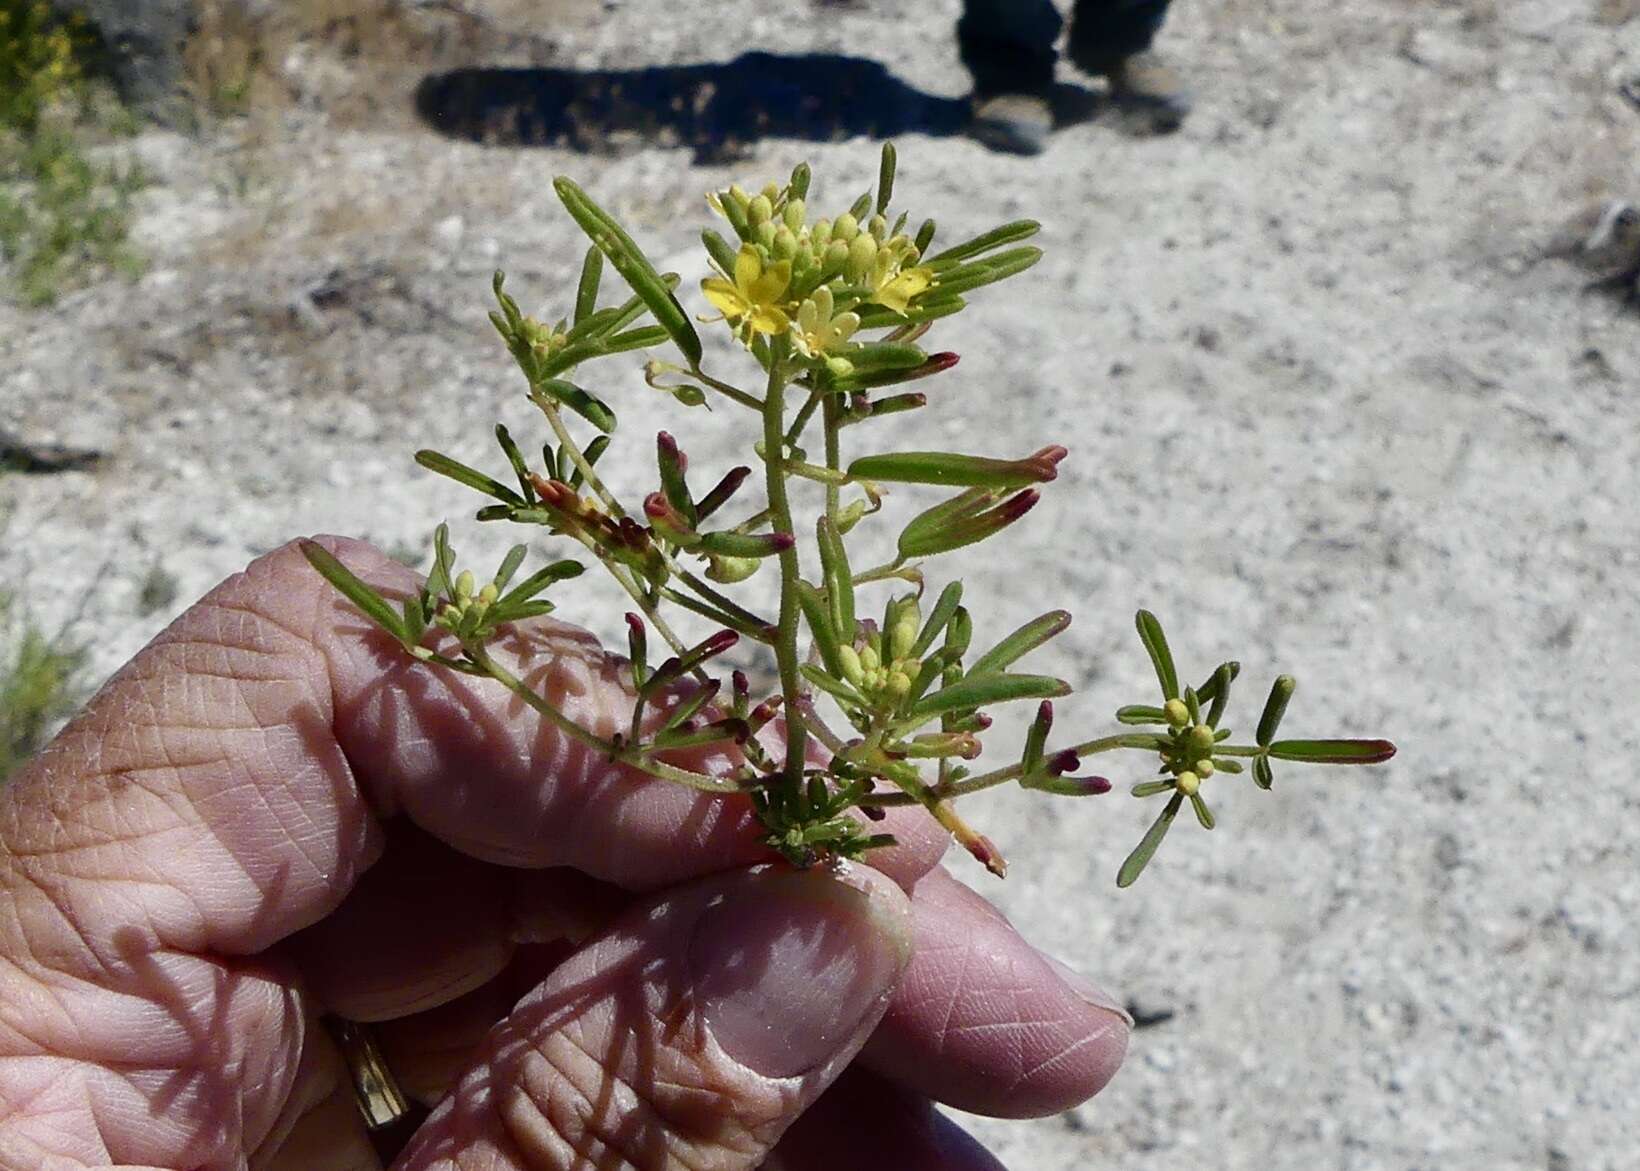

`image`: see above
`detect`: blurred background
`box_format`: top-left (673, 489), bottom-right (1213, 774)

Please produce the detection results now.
top-left (3, 1), bottom-right (1638, 1168)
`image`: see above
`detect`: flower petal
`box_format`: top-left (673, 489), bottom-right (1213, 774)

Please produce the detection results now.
top-left (733, 245), bottom-right (763, 293)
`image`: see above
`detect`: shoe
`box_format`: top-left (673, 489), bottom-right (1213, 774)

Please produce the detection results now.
top-left (1089, 50), bottom-right (1191, 131)
top-left (968, 92), bottom-right (1054, 156)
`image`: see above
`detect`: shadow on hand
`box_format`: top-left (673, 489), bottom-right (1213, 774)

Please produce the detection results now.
top-left (413, 50), bottom-right (1103, 162)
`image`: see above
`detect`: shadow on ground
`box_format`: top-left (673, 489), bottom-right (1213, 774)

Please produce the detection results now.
top-left (413, 50), bottom-right (1104, 161)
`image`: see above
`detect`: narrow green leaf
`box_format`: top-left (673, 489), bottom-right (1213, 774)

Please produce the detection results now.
top-left (1266, 738), bottom-right (1398, 764)
top-left (969, 611), bottom-right (1071, 676)
top-left (801, 662), bottom-right (868, 706)
top-left (911, 582), bottom-right (963, 658)
top-left (852, 295), bottom-right (966, 330)
top-left (849, 190), bottom-right (873, 220)
top-left (494, 544), bottom-right (527, 591)
top-left (927, 247), bottom-right (1042, 298)
top-left (300, 541), bottom-right (408, 644)
top-left (428, 522), bottom-right (456, 600)
top-left (837, 343), bottom-right (928, 374)
top-left (849, 446), bottom-right (1065, 489)
top-left (1117, 704), bottom-right (1169, 725)
top-left (788, 161), bottom-right (811, 200)
top-left (1117, 792), bottom-right (1183, 888)
top-left (914, 218), bottom-right (936, 254)
top-left (574, 246), bottom-right (602, 324)
top-left (925, 220), bottom-right (1040, 267)
top-left (553, 176), bottom-right (702, 366)
top-left (531, 380), bottom-right (617, 434)
top-left (1189, 792), bottom-right (1216, 830)
top-left (1135, 610), bottom-right (1179, 701)
top-left (416, 450), bottom-right (523, 505)
top-left (797, 580), bottom-right (845, 677)
top-left (1257, 676), bottom-right (1297, 745)
top-left (1252, 755), bottom-right (1274, 790)
top-left (876, 142), bottom-right (897, 212)
top-left (1204, 662), bottom-right (1237, 728)
top-left (1022, 700), bottom-right (1052, 774)
top-left (496, 598), bottom-right (556, 622)
top-left (1130, 779), bottom-right (1176, 798)
top-left (907, 673), bottom-right (1069, 721)
top-left (702, 228), bottom-right (739, 276)
top-left (600, 325), bottom-right (670, 354)
top-left (499, 559), bottom-right (583, 609)
top-left (494, 425), bottom-right (536, 504)
top-left (696, 530), bottom-right (793, 559)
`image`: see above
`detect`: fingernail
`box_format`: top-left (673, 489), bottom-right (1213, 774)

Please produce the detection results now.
top-left (1045, 954), bottom-right (1134, 1027)
top-left (690, 867), bottom-right (911, 1079)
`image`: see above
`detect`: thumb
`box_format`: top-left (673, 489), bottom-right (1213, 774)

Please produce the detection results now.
top-left (392, 863), bottom-right (913, 1171)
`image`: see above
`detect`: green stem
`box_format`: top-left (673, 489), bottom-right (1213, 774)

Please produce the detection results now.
top-left (852, 559), bottom-right (908, 586)
top-left (538, 398), bottom-right (624, 518)
top-left (760, 342), bottom-right (808, 784)
top-left (470, 645), bottom-right (742, 794)
top-left (687, 364), bottom-right (765, 411)
top-left (823, 392), bottom-right (842, 521)
top-left (858, 732), bottom-right (1144, 806)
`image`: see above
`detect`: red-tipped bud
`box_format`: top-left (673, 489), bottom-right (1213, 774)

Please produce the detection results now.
top-left (1047, 748), bottom-right (1081, 775)
top-left (1027, 445), bottom-right (1069, 481)
top-left (697, 465), bottom-right (752, 520)
top-left (967, 833), bottom-right (1008, 878)
top-left (656, 430), bottom-right (686, 472)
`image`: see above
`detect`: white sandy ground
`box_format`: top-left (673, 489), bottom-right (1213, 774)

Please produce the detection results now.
top-left (4, 0), bottom-right (1640, 1167)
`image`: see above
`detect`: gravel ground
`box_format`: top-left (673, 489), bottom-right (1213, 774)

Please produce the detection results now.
top-left (3, 1), bottom-right (1639, 1168)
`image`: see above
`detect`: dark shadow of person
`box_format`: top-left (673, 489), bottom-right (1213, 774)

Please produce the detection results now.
top-left (413, 50), bottom-right (1102, 162)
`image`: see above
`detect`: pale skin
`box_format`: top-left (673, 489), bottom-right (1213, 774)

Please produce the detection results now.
top-left (0, 537), bottom-right (1130, 1170)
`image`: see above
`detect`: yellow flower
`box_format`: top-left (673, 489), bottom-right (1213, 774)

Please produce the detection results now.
top-left (872, 262), bottom-right (934, 315)
top-left (792, 286), bottom-right (860, 368)
top-left (702, 244), bottom-right (792, 338)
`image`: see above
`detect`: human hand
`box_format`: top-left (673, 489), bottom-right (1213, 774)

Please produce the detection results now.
top-left (0, 538), bottom-right (1129, 1170)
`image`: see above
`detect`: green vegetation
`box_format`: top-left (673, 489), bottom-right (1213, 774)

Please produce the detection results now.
top-left (0, 595), bottom-right (86, 783)
top-left (0, 0), bottom-right (144, 306)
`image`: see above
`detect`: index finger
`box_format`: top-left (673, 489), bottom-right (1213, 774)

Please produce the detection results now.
top-left (0, 536), bottom-right (945, 964)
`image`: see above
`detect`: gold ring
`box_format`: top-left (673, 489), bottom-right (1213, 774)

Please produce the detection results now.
top-left (329, 1017), bottom-right (412, 1130)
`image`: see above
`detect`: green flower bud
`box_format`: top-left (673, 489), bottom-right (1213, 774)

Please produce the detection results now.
top-left (783, 199), bottom-right (806, 231)
top-left (859, 644), bottom-right (881, 673)
top-left (888, 670), bottom-right (913, 698)
top-left (823, 239), bottom-right (850, 275)
top-left (748, 194), bottom-right (774, 225)
top-left (755, 221), bottom-right (777, 249)
top-left (706, 554), bottom-right (760, 583)
top-left (833, 212), bottom-right (859, 242)
top-left (1187, 724), bottom-right (1217, 756)
top-left (812, 218), bottom-right (833, 246)
top-left (477, 582), bottom-right (500, 606)
top-left (1196, 759), bottom-right (1215, 777)
top-left (1176, 770), bottom-right (1201, 797)
top-left (454, 570), bottom-right (476, 601)
top-left (728, 184), bottom-right (750, 208)
top-left (847, 232), bottom-right (878, 281)
top-left (760, 182), bottom-right (780, 202)
top-left (891, 617), bottom-right (917, 661)
top-left (868, 213), bottom-right (887, 240)
top-left (837, 644), bottom-right (864, 686)
top-left (773, 227), bottom-right (799, 259)
top-left (1164, 698), bottom-right (1190, 727)
top-left (826, 355), bottom-right (855, 377)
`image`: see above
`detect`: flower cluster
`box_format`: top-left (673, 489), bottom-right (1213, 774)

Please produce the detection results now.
top-left (701, 177), bottom-right (936, 367)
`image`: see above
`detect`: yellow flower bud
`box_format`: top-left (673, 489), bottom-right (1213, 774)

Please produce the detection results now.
top-left (889, 670), bottom-right (913, 698)
top-left (868, 213), bottom-right (887, 239)
top-left (859, 644), bottom-right (881, 673)
top-left (748, 194), bottom-right (773, 225)
top-left (1188, 724), bottom-right (1217, 756)
top-left (833, 212), bottom-right (859, 242)
top-left (783, 199), bottom-right (805, 231)
top-left (454, 570), bottom-right (476, 601)
top-left (755, 221), bottom-right (777, 249)
top-left (773, 227), bottom-right (798, 259)
top-left (1176, 770), bottom-right (1201, 796)
top-left (1164, 698), bottom-right (1190, 727)
top-left (760, 182), bottom-right (780, 202)
top-left (811, 218), bottom-right (833, 246)
top-left (477, 582), bottom-right (500, 606)
top-left (1196, 759), bottom-right (1215, 777)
